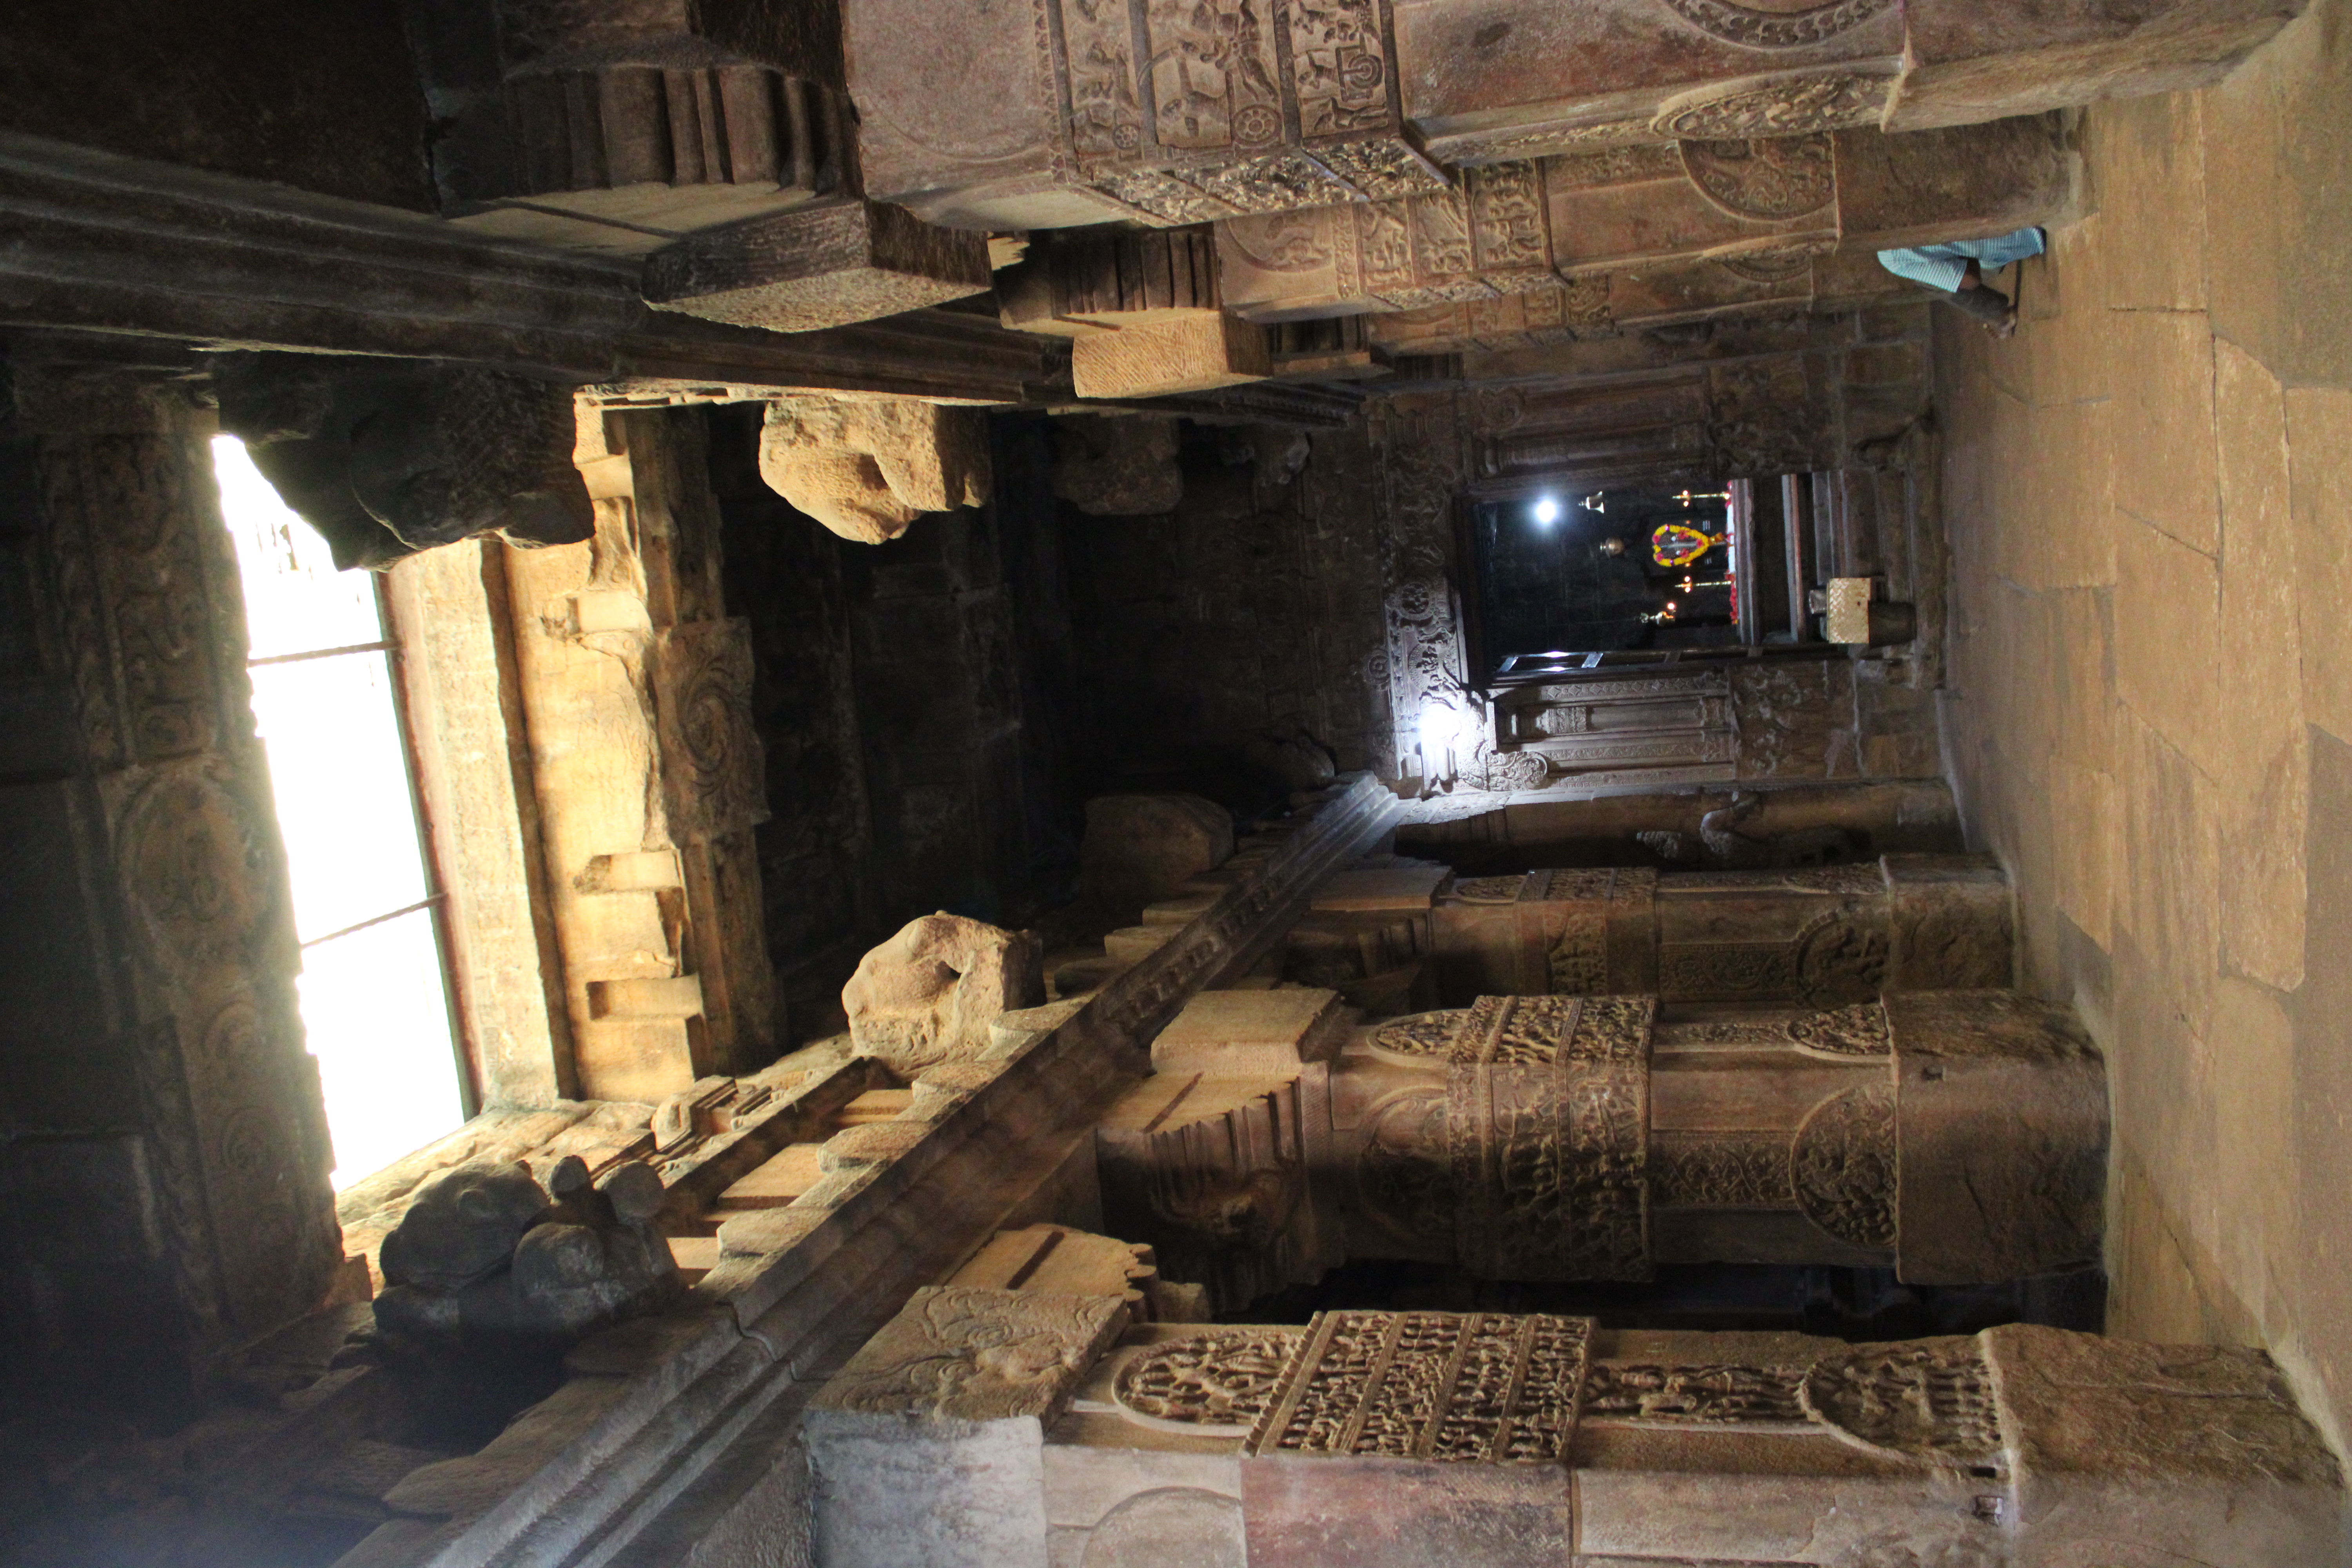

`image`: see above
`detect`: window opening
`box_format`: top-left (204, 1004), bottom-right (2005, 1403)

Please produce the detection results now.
top-left (211, 436), bottom-right (467, 1188)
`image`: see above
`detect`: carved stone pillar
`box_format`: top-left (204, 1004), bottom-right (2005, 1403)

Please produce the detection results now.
top-left (502, 404), bottom-right (778, 1101)
top-left (1430, 854), bottom-right (2014, 1006)
top-left (1215, 118), bottom-right (2076, 322)
top-left (1100, 986), bottom-right (2103, 1306)
top-left (813, 1292), bottom-right (2343, 1568)
top-left (1, 360), bottom-right (341, 1403)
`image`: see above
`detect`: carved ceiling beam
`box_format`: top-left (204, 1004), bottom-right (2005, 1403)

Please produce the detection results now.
top-left (0, 134), bottom-right (1061, 405)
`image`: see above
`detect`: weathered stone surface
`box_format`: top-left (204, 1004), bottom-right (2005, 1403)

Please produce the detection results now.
top-left (1070, 312), bottom-right (1274, 400)
top-left (844, 913), bottom-right (1049, 1075)
top-left (1886, 991), bottom-right (2107, 1283)
top-left (1052, 414), bottom-right (1185, 515)
top-left (643, 199), bottom-right (993, 331)
top-left (756, 394), bottom-right (993, 543)
top-left (1082, 793), bottom-right (1237, 907)
top-left (1833, 112), bottom-right (2082, 249)
top-left (1986, 1322), bottom-right (2344, 1567)
top-left (1893, 0), bottom-right (2303, 131)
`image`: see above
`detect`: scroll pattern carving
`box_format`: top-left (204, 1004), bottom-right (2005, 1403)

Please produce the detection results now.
top-left (1450, 874), bottom-right (1528, 905)
top-left (1368, 1009), bottom-right (1465, 1057)
top-left (1679, 136), bottom-right (1836, 220)
top-left (1798, 1339), bottom-right (2003, 1465)
top-left (1791, 1080), bottom-right (1897, 1248)
top-left (42, 418), bottom-right (339, 1348)
top-left (1245, 1310), bottom-right (1592, 1462)
top-left (1115, 1332), bottom-right (1298, 1430)
top-left (1583, 1360), bottom-right (1807, 1423)
top-left (1650, 1132), bottom-right (1795, 1208)
top-left (1651, 73), bottom-right (1888, 140)
top-left (652, 618), bottom-right (770, 843)
top-left (1717, 250), bottom-right (1818, 285)
top-left (1655, 0), bottom-right (1896, 49)
top-left (1653, 1002), bottom-right (1890, 1056)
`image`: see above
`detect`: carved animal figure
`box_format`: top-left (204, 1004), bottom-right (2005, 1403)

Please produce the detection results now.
top-left (372, 1157), bottom-right (681, 1348)
top-left (212, 352), bottom-right (594, 570)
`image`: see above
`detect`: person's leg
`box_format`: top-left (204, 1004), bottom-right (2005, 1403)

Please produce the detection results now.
top-left (1941, 275), bottom-right (2015, 333)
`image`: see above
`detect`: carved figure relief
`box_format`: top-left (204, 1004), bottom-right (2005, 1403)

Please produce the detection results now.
top-left (1793, 907), bottom-right (1891, 1003)
top-left (1115, 1332), bottom-right (1299, 1431)
top-left (1651, 72), bottom-right (1890, 140)
top-left (1798, 1338), bottom-right (2003, 1466)
top-left (1369, 1010), bottom-right (1467, 1058)
top-left (117, 772), bottom-right (272, 971)
top-left (1245, 1310), bottom-right (1591, 1462)
top-left (1680, 135), bottom-right (1836, 220)
top-left (1789, 1080), bottom-right (1897, 1248)
top-left (1654, 0), bottom-right (1897, 50)
top-left (1583, 1359), bottom-right (1808, 1423)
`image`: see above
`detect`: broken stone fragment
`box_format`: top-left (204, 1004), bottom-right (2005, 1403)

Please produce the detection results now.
top-left (1051, 414), bottom-right (1184, 515)
top-left (756, 395), bottom-right (993, 543)
top-left (1080, 793), bottom-right (1236, 907)
top-left (842, 913), bottom-right (1048, 1075)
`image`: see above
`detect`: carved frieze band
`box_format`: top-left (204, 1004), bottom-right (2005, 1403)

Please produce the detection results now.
top-left (1451, 994), bottom-right (1655, 1279)
top-left (1041, 0), bottom-right (1447, 223)
top-left (1127, 1317), bottom-right (2007, 1475)
top-left (1652, 1000), bottom-right (1891, 1056)
top-left (1244, 1310), bottom-right (1592, 1461)
top-left (1530, 867), bottom-right (1658, 995)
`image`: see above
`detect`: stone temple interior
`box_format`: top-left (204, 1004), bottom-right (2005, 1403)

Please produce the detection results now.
top-left (1, 2), bottom-right (2348, 1564)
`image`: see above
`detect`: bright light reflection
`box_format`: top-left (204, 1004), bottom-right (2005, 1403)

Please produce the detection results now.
top-left (213, 436), bottom-right (465, 1189)
top-left (1531, 495), bottom-right (1562, 527)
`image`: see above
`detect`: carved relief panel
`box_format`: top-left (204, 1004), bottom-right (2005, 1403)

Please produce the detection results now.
top-left (851, 0), bottom-right (1445, 230)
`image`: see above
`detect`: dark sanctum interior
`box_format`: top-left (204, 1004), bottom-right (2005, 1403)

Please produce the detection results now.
top-left (2, 2), bottom-right (2350, 1565)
